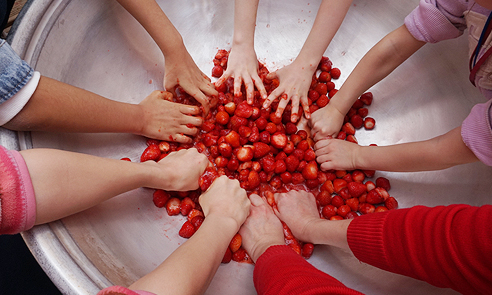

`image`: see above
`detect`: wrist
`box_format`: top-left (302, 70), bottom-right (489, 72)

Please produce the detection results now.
top-left (203, 213), bottom-right (242, 235)
top-left (251, 240), bottom-right (284, 263)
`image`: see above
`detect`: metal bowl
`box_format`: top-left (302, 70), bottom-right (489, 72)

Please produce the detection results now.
top-left (3, 0), bottom-right (491, 294)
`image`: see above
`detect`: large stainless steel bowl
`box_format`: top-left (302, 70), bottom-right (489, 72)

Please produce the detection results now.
top-left (3, 0), bottom-right (491, 294)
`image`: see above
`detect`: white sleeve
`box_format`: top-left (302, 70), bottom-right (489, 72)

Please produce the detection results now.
top-left (0, 71), bottom-right (40, 125)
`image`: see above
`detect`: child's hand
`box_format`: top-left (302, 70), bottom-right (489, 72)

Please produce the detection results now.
top-left (199, 176), bottom-right (250, 231)
top-left (314, 138), bottom-right (360, 171)
top-left (309, 103), bottom-right (345, 142)
top-left (153, 148), bottom-right (209, 191)
top-left (239, 194), bottom-right (285, 262)
top-left (215, 45), bottom-right (267, 104)
top-left (138, 91), bottom-right (203, 143)
top-left (273, 190), bottom-right (321, 244)
top-left (261, 60), bottom-right (316, 123)
top-left (163, 50), bottom-right (218, 115)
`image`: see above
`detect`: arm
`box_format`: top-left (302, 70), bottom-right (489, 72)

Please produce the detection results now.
top-left (310, 24), bottom-right (426, 141)
top-left (239, 194), bottom-right (362, 295)
top-left (314, 126), bottom-right (479, 172)
top-left (128, 176), bottom-right (250, 294)
top-left (3, 78), bottom-right (203, 143)
top-left (215, 0), bottom-right (267, 104)
top-left (274, 191), bottom-right (492, 294)
top-left (263, 0), bottom-right (353, 123)
top-left (115, 0), bottom-right (218, 114)
top-left (20, 147), bottom-right (208, 225)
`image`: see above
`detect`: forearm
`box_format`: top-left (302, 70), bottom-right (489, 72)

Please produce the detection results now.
top-left (232, 0), bottom-right (259, 47)
top-left (305, 218), bottom-right (351, 251)
top-left (355, 127), bottom-right (479, 172)
top-left (4, 76), bottom-right (145, 135)
top-left (329, 25), bottom-right (425, 115)
top-left (115, 0), bottom-right (185, 58)
top-left (20, 148), bottom-right (156, 224)
top-left (129, 214), bottom-right (238, 294)
top-left (295, 0), bottom-right (352, 68)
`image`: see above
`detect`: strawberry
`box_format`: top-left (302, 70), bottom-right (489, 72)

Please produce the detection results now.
top-left (140, 144), bottom-right (161, 162)
top-left (285, 155), bottom-right (300, 172)
top-left (322, 205), bottom-right (337, 219)
top-left (345, 211), bottom-right (359, 219)
top-left (364, 117), bottom-right (376, 130)
top-left (350, 114), bottom-right (364, 129)
top-left (225, 130), bottom-right (241, 148)
top-left (179, 221), bottom-right (196, 238)
top-left (274, 160), bottom-right (287, 174)
top-left (120, 157), bottom-right (131, 161)
top-left (301, 243), bottom-right (315, 259)
top-left (346, 135), bottom-right (358, 144)
top-left (318, 71), bottom-right (331, 82)
top-left (376, 177), bottom-right (391, 191)
top-left (366, 189), bottom-right (384, 205)
top-left (232, 248), bottom-right (249, 262)
top-left (358, 203), bottom-right (375, 214)
top-left (153, 190), bottom-right (170, 208)
top-left (333, 178), bottom-right (347, 193)
top-left (330, 68), bottom-right (341, 79)
top-left (235, 102), bottom-right (253, 118)
top-left (187, 209), bottom-right (204, 221)
top-left (357, 107), bottom-right (369, 118)
top-left (280, 171), bottom-right (292, 184)
top-left (352, 99), bottom-right (364, 110)
top-left (328, 89), bottom-right (338, 98)
top-left (302, 161), bottom-right (319, 180)
top-left (331, 195), bottom-right (345, 207)
top-left (347, 181), bottom-right (367, 198)
top-left (384, 196), bottom-right (399, 210)
top-left (218, 142), bottom-right (233, 158)
top-left (303, 149), bottom-right (316, 162)
top-left (260, 155), bottom-right (276, 173)
top-left (337, 205), bottom-right (351, 218)
top-left (360, 92), bottom-right (373, 105)
top-left (315, 83), bottom-right (328, 95)
top-left (316, 95), bottom-right (329, 108)
top-left (199, 167), bottom-right (219, 191)
top-left (229, 233), bottom-right (242, 253)
top-left (285, 122), bottom-right (298, 134)
top-left (229, 115), bottom-right (248, 131)
top-left (345, 197), bottom-right (360, 211)
top-left (374, 187), bottom-right (390, 201)
top-left (248, 170), bottom-right (261, 189)
top-left (166, 198), bottom-right (181, 216)
top-left (316, 190), bottom-right (332, 206)
top-left (341, 122), bottom-right (356, 135)
top-left (216, 111), bottom-right (230, 125)
top-left (291, 172), bottom-right (305, 184)
top-left (224, 102), bottom-right (236, 114)
top-left (180, 197), bottom-right (196, 216)
top-left (270, 132), bottom-right (287, 149)
top-left (375, 206), bottom-right (388, 213)
top-left (253, 142), bottom-right (271, 158)
top-left (320, 180), bottom-right (335, 194)
top-left (222, 247), bottom-right (232, 263)
top-left (308, 90), bottom-right (320, 102)
top-left (227, 156), bottom-right (240, 171)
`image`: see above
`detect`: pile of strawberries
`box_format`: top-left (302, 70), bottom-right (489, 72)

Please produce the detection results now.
top-left (137, 49), bottom-right (398, 263)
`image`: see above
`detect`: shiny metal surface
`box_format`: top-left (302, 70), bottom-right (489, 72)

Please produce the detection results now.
top-left (3, 0), bottom-right (491, 294)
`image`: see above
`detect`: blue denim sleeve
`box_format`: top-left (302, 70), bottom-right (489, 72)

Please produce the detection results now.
top-left (0, 39), bottom-right (34, 104)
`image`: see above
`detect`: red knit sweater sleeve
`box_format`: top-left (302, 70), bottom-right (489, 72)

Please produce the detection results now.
top-left (347, 204), bottom-right (492, 295)
top-left (253, 245), bottom-right (364, 295)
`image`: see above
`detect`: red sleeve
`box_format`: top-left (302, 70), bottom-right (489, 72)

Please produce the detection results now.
top-left (347, 204), bottom-right (492, 295)
top-left (253, 245), bottom-right (363, 295)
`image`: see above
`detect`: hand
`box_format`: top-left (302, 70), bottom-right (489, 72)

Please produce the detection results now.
top-left (164, 50), bottom-right (218, 115)
top-left (199, 176), bottom-right (250, 231)
top-left (138, 91), bottom-right (203, 143)
top-left (150, 148), bottom-right (208, 191)
top-left (262, 60), bottom-right (316, 123)
top-left (314, 138), bottom-right (360, 171)
top-left (273, 190), bottom-right (321, 244)
top-left (239, 194), bottom-right (285, 263)
top-left (216, 45), bottom-right (267, 104)
top-left (309, 103), bottom-right (345, 142)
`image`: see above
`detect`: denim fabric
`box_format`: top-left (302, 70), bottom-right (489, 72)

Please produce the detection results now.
top-left (0, 39), bottom-right (33, 105)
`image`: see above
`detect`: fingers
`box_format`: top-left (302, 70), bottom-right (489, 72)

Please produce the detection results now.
top-left (252, 75), bottom-right (268, 100)
top-left (243, 76), bottom-right (255, 105)
top-left (249, 193), bottom-right (265, 206)
top-left (233, 75), bottom-right (243, 98)
top-left (300, 95), bottom-right (311, 120)
top-left (263, 88), bottom-right (282, 109)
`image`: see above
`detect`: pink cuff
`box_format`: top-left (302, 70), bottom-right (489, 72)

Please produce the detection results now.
top-left (97, 286), bottom-right (156, 295)
top-left (461, 100), bottom-right (492, 166)
top-left (0, 146), bottom-right (36, 234)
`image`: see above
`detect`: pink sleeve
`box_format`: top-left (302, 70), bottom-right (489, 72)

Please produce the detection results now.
top-left (404, 0), bottom-right (466, 43)
top-left (461, 99), bottom-right (492, 166)
top-left (97, 286), bottom-right (156, 295)
top-left (0, 146), bottom-right (36, 234)
top-left (347, 205), bottom-right (492, 295)
top-left (253, 245), bottom-right (363, 295)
